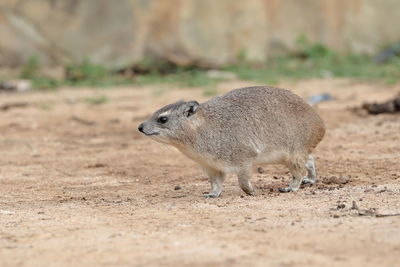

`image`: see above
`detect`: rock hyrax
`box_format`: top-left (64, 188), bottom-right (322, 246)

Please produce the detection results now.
top-left (138, 86), bottom-right (325, 197)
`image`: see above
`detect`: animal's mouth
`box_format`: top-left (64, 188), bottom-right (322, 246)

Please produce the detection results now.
top-left (144, 132), bottom-right (159, 136)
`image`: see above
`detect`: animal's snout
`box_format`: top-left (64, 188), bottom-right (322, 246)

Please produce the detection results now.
top-left (138, 123), bottom-right (144, 133)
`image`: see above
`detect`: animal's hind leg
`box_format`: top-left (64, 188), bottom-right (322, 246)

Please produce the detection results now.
top-left (302, 154), bottom-right (317, 185)
top-left (203, 168), bottom-right (226, 198)
top-left (279, 160), bottom-right (306, 193)
top-left (237, 168), bottom-right (255, 196)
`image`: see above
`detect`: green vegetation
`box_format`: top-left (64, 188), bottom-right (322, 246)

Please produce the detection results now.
top-left (84, 95), bottom-right (109, 105)
top-left (226, 54), bottom-right (400, 85)
top-left (16, 57), bottom-right (131, 90)
top-left (19, 55), bottom-right (40, 79)
top-left (135, 69), bottom-right (223, 88)
top-left (12, 39), bottom-right (400, 90)
top-left (64, 61), bottom-right (131, 87)
top-left (226, 36), bottom-right (400, 85)
top-left (19, 56), bottom-right (60, 89)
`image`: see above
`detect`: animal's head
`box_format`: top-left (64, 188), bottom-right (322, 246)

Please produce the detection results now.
top-left (138, 100), bottom-right (200, 145)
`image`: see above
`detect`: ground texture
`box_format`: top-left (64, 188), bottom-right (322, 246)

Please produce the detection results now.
top-left (1, 79), bottom-right (400, 267)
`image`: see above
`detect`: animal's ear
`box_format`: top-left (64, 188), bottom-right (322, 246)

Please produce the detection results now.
top-left (183, 101), bottom-right (199, 117)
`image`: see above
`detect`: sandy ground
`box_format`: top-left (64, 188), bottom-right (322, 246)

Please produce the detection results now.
top-left (0, 79), bottom-right (400, 267)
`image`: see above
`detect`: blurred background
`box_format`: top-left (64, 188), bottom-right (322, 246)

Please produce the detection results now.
top-left (1, 2), bottom-right (400, 267)
top-left (0, 0), bottom-right (399, 89)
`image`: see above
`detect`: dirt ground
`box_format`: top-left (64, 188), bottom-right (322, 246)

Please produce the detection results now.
top-left (1, 79), bottom-right (399, 267)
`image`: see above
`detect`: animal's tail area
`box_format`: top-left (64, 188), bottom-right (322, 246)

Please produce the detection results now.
top-left (307, 118), bottom-right (326, 154)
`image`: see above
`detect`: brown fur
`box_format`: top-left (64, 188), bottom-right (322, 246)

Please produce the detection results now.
top-left (139, 86), bottom-right (325, 197)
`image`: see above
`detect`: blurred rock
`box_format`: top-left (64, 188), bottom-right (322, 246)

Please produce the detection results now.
top-left (362, 97), bottom-right (400, 114)
top-left (0, 102), bottom-right (29, 111)
top-left (256, 167), bottom-right (265, 174)
top-left (308, 93), bottom-right (332, 106)
top-left (174, 185), bottom-right (182, 191)
top-left (0, 80), bottom-right (31, 92)
top-left (373, 42), bottom-right (400, 64)
top-left (0, 0), bottom-right (400, 67)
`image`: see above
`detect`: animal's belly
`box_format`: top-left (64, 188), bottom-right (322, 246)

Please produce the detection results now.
top-left (254, 150), bottom-right (288, 165)
top-left (176, 146), bottom-right (239, 173)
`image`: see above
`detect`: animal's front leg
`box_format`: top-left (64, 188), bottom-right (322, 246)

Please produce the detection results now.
top-left (279, 161), bottom-right (305, 193)
top-left (203, 168), bottom-right (226, 198)
top-left (237, 167), bottom-right (255, 196)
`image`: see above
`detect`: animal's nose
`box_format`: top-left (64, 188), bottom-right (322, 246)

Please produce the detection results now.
top-left (138, 123), bottom-right (144, 133)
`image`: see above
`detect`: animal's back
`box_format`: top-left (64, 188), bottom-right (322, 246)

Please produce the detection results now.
top-left (200, 86), bottom-right (325, 161)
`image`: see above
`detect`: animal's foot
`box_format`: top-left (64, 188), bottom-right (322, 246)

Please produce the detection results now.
top-left (278, 187), bottom-right (294, 193)
top-left (242, 188), bottom-right (255, 196)
top-left (301, 177), bottom-right (317, 185)
top-left (203, 192), bottom-right (220, 198)
top-left (243, 190), bottom-right (256, 196)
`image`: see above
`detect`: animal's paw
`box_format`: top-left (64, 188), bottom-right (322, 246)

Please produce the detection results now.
top-left (203, 192), bottom-right (220, 198)
top-left (278, 187), bottom-right (293, 193)
top-left (242, 189), bottom-right (255, 196)
top-left (301, 177), bottom-right (317, 185)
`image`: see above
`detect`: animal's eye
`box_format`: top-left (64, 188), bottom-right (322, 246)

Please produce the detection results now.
top-left (157, 116), bottom-right (168, 124)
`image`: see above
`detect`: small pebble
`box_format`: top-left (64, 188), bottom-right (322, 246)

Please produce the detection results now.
top-left (337, 204), bottom-right (346, 209)
top-left (174, 185), bottom-right (182, 190)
